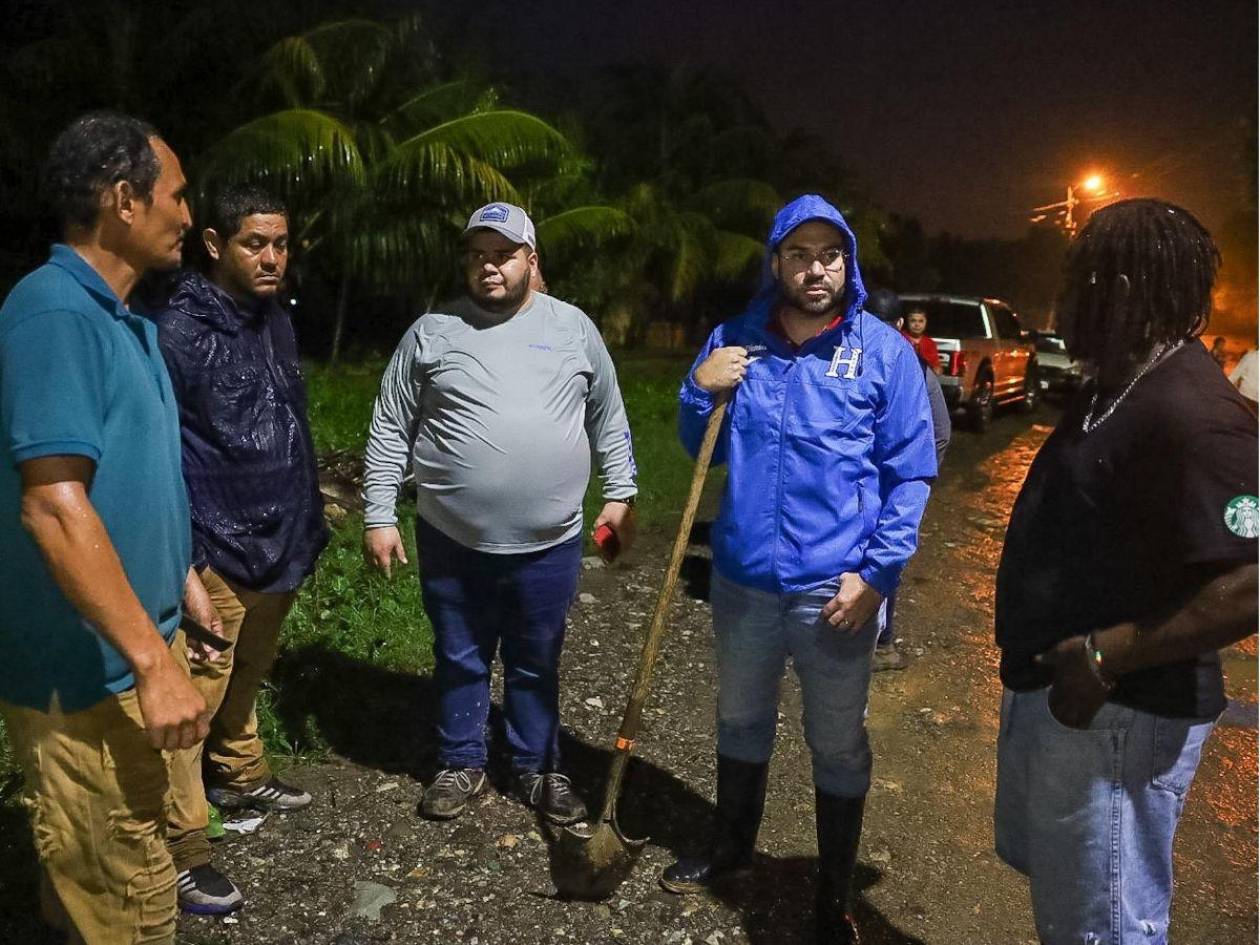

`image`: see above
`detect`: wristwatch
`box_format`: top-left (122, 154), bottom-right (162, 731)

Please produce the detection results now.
top-left (610, 495), bottom-right (637, 508)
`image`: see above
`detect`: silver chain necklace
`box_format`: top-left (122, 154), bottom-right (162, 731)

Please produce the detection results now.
top-left (1080, 340), bottom-right (1183, 434)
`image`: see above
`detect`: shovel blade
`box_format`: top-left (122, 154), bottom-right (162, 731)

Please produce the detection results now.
top-left (550, 820), bottom-right (647, 901)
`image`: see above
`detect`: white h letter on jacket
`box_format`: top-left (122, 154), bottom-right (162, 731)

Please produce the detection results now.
top-left (826, 345), bottom-right (862, 379)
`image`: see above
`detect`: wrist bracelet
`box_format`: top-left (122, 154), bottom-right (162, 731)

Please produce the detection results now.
top-left (1083, 633), bottom-right (1116, 691)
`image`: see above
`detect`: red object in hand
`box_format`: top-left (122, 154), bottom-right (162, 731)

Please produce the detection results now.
top-left (594, 523), bottom-right (620, 561)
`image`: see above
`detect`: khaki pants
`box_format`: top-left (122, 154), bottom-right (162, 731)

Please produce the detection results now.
top-left (166, 567), bottom-right (296, 870)
top-left (0, 637), bottom-right (190, 945)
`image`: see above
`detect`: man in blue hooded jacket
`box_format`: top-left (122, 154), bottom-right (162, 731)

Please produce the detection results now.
top-left (662, 195), bottom-right (936, 945)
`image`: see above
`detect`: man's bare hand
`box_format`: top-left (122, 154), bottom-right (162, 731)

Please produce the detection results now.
top-left (593, 501), bottom-right (637, 560)
top-left (134, 651), bottom-right (210, 751)
top-left (363, 525), bottom-right (409, 577)
top-left (694, 346), bottom-right (750, 393)
top-left (183, 568), bottom-right (226, 664)
top-left (1035, 635), bottom-right (1112, 729)
top-left (820, 572), bottom-right (883, 632)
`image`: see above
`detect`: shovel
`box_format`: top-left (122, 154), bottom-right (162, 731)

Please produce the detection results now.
top-left (551, 397), bottom-right (729, 900)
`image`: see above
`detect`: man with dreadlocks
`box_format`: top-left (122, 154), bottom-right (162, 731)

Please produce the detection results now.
top-left (992, 199), bottom-right (1258, 944)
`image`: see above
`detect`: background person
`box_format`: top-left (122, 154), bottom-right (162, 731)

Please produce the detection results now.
top-left (152, 183), bottom-right (328, 914)
top-left (0, 111), bottom-right (209, 945)
top-left (1209, 334), bottom-right (1228, 369)
top-left (664, 195), bottom-right (936, 945)
top-left (865, 287), bottom-right (951, 671)
top-left (1229, 347), bottom-right (1258, 414)
top-left (993, 199), bottom-right (1258, 945)
top-left (362, 203), bottom-right (637, 826)
top-left (901, 304), bottom-right (941, 374)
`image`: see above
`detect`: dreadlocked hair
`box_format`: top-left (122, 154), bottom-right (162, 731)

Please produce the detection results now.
top-left (1057, 198), bottom-right (1219, 387)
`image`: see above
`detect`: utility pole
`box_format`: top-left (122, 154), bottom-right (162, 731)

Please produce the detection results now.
top-left (1029, 175), bottom-right (1116, 237)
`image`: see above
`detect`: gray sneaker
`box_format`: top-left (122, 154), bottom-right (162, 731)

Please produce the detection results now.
top-left (515, 771), bottom-right (587, 825)
top-left (871, 643), bottom-right (906, 672)
top-left (206, 777), bottom-right (312, 812)
top-left (420, 768), bottom-right (487, 820)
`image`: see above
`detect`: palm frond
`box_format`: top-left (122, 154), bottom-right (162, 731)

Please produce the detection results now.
top-left (667, 211), bottom-right (715, 301)
top-left (385, 80), bottom-right (498, 137)
top-left (301, 19), bottom-right (396, 110)
top-left (535, 206), bottom-right (634, 254)
top-left (693, 178), bottom-right (782, 233)
top-left (711, 230), bottom-right (765, 282)
top-left (256, 36), bottom-right (324, 107)
top-left (252, 19), bottom-right (397, 111)
top-left (379, 110), bottom-right (571, 201)
top-left (196, 109), bottom-right (366, 193)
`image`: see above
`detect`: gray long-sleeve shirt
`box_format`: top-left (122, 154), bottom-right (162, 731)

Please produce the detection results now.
top-left (362, 292), bottom-right (637, 553)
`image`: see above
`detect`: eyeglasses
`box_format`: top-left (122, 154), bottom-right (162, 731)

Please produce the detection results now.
top-left (778, 248), bottom-right (847, 271)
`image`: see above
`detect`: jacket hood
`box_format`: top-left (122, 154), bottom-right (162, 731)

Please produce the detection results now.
top-left (163, 270), bottom-right (261, 335)
top-left (758, 194), bottom-right (866, 318)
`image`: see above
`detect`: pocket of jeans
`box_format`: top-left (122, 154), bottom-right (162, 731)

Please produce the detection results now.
top-left (1150, 715), bottom-right (1212, 797)
top-left (1040, 687), bottom-right (1132, 735)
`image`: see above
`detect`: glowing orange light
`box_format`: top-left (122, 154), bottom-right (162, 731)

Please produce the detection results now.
top-left (1081, 175), bottom-right (1104, 193)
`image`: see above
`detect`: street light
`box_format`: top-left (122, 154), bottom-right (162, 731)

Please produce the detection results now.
top-left (1029, 174), bottom-right (1119, 237)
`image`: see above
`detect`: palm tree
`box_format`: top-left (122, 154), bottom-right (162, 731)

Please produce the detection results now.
top-left (195, 17), bottom-right (575, 361)
top-left (537, 65), bottom-right (786, 343)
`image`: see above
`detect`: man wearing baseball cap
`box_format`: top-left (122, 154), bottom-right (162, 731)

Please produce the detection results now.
top-left (362, 203), bottom-right (638, 825)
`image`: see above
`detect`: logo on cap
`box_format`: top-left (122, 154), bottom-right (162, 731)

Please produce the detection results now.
top-left (480, 205), bottom-right (511, 223)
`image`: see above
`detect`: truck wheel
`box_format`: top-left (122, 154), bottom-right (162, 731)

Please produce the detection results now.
top-left (968, 372), bottom-right (994, 432)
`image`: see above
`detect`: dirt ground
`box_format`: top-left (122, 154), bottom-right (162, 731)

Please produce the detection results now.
top-left (2, 404), bottom-right (1255, 945)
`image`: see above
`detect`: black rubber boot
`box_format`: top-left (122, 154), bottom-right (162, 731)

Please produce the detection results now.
top-left (659, 755), bottom-right (769, 893)
top-left (815, 788), bottom-right (866, 945)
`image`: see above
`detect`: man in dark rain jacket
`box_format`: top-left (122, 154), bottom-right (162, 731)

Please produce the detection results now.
top-left (663, 195), bottom-right (937, 944)
top-left (153, 184), bottom-right (327, 914)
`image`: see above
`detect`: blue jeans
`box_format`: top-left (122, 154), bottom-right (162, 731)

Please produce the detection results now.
top-left (712, 568), bottom-right (879, 797)
top-left (994, 687), bottom-right (1217, 945)
top-left (416, 518), bottom-right (581, 772)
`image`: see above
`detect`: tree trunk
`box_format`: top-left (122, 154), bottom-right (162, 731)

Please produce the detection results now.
top-left (330, 275), bottom-right (350, 365)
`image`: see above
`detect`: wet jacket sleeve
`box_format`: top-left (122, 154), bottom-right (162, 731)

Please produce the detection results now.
top-left (362, 327), bottom-right (423, 528)
top-left (678, 323), bottom-right (732, 466)
top-left (581, 318), bottom-right (638, 501)
top-left (153, 316), bottom-right (209, 570)
top-left (858, 343), bottom-right (938, 597)
top-left (925, 368), bottom-right (952, 465)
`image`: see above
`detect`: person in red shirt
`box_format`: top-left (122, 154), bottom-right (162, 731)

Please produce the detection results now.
top-left (902, 306), bottom-right (941, 374)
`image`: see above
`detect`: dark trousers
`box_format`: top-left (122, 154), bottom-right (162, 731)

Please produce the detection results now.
top-left (416, 517), bottom-right (581, 772)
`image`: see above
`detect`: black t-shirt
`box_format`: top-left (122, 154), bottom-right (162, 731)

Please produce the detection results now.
top-left (996, 342), bottom-right (1258, 718)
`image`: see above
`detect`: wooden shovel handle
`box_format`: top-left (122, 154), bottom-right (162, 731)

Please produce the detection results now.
top-left (597, 397), bottom-right (729, 823)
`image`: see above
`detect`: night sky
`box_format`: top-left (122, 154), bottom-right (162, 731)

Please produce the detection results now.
top-left (449, 0), bottom-right (1256, 239)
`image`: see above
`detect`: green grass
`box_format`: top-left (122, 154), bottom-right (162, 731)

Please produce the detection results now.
top-left (304, 360), bottom-right (389, 454)
top-left (0, 351), bottom-right (699, 779)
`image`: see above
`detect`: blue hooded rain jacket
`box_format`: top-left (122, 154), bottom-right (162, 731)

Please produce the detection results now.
top-left (678, 195), bottom-right (936, 598)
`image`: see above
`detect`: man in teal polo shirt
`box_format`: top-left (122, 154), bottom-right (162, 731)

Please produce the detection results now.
top-left (0, 112), bottom-right (211, 945)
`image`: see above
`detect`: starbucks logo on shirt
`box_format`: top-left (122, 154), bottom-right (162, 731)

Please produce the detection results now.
top-left (1224, 495), bottom-right (1259, 539)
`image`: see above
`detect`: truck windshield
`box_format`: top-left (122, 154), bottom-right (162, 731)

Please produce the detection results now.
top-left (903, 300), bottom-right (987, 339)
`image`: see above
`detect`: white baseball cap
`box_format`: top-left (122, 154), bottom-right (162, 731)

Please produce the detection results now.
top-left (463, 202), bottom-right (536, 250)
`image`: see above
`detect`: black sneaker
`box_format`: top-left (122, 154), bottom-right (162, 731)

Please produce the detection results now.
top-left (206, 777), bottom-right (312, 812)
top-left (515, 771), bottom-right (587, 825)
top-left (177, 864), bottom-right (244, 915)
top-left (419, 768), bottom-right (487, 820)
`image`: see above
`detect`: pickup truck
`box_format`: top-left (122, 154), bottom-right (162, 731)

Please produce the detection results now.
top-left (898, 294), bottom-right (1039, 431)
